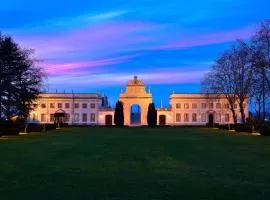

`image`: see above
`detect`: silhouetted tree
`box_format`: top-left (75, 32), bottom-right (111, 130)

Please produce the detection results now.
top-left (0, 33), bottom-right (44, 122)
top-left (251, 20), bottom-right (270, 121)
top-left (147, 103), bottom-right (157, 127)
top-left (231, 41), bottom-right (253, 124)
top-left (114, 101), bottom-right (124, 127)
top-left (202, 51), bottom-right (239, 124)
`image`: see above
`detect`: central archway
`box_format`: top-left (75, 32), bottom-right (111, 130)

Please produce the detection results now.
top-left (130, 104), bottom-right (141, 125)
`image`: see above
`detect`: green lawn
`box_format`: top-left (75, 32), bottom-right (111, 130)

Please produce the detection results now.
top-left (0, 127), bottom-right (270, 200)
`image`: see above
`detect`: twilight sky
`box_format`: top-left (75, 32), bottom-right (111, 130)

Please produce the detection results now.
top-left (1, 0), bottom-right (270, 106)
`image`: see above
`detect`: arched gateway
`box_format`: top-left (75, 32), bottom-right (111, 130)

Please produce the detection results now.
top-left (119, 76), bottom-right (152, 126)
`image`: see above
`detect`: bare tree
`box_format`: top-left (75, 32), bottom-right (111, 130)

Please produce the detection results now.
top-left (230, 41), bottom-right (253, 124)
top-left (202, 51), bottom-right (238, 124)
top-left (251, 20), bottom-right (270, 121)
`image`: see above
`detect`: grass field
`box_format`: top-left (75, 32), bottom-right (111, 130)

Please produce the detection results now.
top-left (0, 127), bottom-right (270, 200)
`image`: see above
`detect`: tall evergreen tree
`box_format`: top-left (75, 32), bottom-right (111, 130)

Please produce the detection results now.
top-left (147, 103), bottom-right (157, 127)
top-left (114, 101), bottom-right (124, 127)
top-left (0, 33), bottom-right (44, 121)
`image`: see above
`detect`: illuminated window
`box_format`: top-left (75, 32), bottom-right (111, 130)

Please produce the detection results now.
top-left (50, 114), bottom-right (55, 122)
top-left (82, 113), bottom-right (87, 122)
top-left (65, 114), bottom-right (70, 122)
top-left (90, 103), bottom-right (96, 108)
top-left (58, 103), bottom-right (62, 109)
top-left (201, 103), bottom-right (207, 109)
top-left (176, 113), bottom-right (181, 122)
top-left (192, 113), bottom-right (197, 122)
top-left (201, 113), bottom-right (206, 122)
top-left (74, 103), bottom-right (79, 109)
top-left (50, 103), bottom-right (55, 108)
top-left (41, 104), bottom-right (46, 108)
top-left (74, 113), bottom-right (79, 122)
top-left (41, 114), bottom-right (46, 122)
top-left (90, 113), bottom-right (95, 122)
top-left (176, 103), bottom-right (181, 109)
top-left (184, 103), bottom-right (189, 109)
top-left (216, 103), bottom-right (221, 109)
top-left (192, 103), bottom-right (197, 109)
top-left (33, 113), bottom-right (37, 122)
top-left (184, 113), bottom-right (189, 122)
top-left (82, 103), bottom-right (87, 109)
top-left (65, 103), bottom-right (70, 109)
top-left (216, 113), bottom-right (221, 122)
top-left (225, 114), bottom-right (230, 122)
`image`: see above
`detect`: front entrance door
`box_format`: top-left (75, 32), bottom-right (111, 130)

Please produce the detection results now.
top-left (159, 115), bottom-right (166, 125)
top-left (208, 114), bottom-right (214, 127)
top-left (105, 115), bottom-right (113, 125)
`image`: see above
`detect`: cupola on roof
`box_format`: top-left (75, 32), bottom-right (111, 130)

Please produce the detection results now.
top-left (126, 76), bottom-right (145, 86)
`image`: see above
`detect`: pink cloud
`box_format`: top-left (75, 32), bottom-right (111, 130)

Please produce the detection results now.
top-left (16, 22), bottom-right (158, 59)
top-left (43, 54), bottom-right (141, 75)
top-left (48, 69), bottom-right (207, 87)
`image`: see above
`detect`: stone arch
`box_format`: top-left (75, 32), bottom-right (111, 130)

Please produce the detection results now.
top-left (119, 76), bottom-right (152, 126)
top-left (130, 104), bottom-right (141, 125)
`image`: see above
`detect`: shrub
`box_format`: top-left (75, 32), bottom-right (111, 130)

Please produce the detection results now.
top-left (114, 101), bottom-right (124, 127)
top-left (235, 124), bottom-right (253, 133)
top-left (147, 103), bottom-right (157, 127)
top-left (45, 123), bottom-right (57, 130)
top-left (26, 123), bottom-right (44, 132)
top-left (259, 123), bottom-right (270, 136)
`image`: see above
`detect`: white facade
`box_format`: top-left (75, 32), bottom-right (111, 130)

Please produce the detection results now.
top-left (28, 93), bottom-right (102, 125)
top-left (29, 76), bottom-right (249, 126)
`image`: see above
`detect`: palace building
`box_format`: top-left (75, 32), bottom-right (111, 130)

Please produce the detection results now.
top-left (28, 76), bottom-right (248, 126)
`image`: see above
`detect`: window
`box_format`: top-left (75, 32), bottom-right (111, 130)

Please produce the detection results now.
top-left (65, 103), bottom-right (70, 109)
top-left (58, 103), bottom-right (62, 109)
top-left (176, 103), bottom-right (181, 109)
top-left (82, 103), bottom-right (87, 109)
top-left (90, 113), bottom-right (95, 122)
top-left (50, 103), bottom-right (55, 108)
top-left (192, 103), bottom-right (197, 109)
top-left (90, 103), bottom-right (96, 108)
top-left (74, 113), bottom-right (79, 122)
top-left (33, 113), bottom-right (37, 122)
top-left (192, 113), bottom-right (197, 122)
top-left (209, 103), bottom-right (214, 109)
top-left (50, 114), bottom-right (55, 122)
top-left (184, 113), bottom-right (189, 122)
top-left (65, 114), bottom-right (70, 122)
top-left (201, 103), bottom-right (207, 109)
top-left (225, 103), bottom-right (230, 109)
top-left (216, 103), bottom-right (221, 109)
top-left (74, 103), bottom-right (79, 109)
top-left (41, 114), bottom-right (46, 122)
top-left (82, 113), bottom-right (87, 122)
top-left (225, 114), bottom-right (230, 122)
top-left (234, 104), bottom-right (237, 109)
top-left (33, 104), bottom-right (38, 109)
top-left (176, 113), bottom-right (181, 122)
top-left (201, 113), bottom-right (206, 122)
top-left (184, 103), bottom-right (189, 109)
top-left (216, 113), bottom-right (221, 122)
top-left (41, 104), bottom-right (46, 108)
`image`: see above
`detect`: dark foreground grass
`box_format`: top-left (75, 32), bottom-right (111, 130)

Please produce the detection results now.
top-left (0, 127), bottom-right (270, 200)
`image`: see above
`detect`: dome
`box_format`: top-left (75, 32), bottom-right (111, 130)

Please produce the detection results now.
top-left (127, 76), bottom-right (145, 86)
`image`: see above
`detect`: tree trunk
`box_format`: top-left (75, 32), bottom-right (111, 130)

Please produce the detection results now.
top-left (230, 107), bottom-right (238, 124)
top-left (239, 101), bottom-right (246, 124)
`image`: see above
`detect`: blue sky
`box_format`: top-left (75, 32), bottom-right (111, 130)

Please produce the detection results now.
top-left (1, 0), bottom-right (269, 107)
